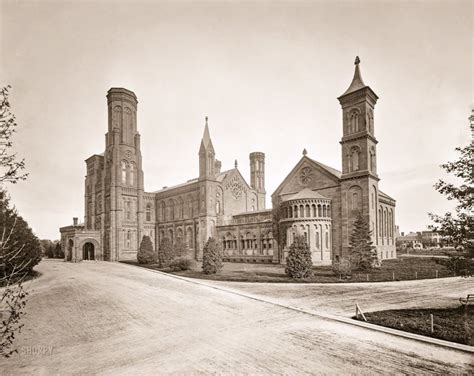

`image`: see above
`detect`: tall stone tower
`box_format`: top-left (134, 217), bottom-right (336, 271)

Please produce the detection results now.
top-left (102, 88), bottom-right (144, 261)
top-left (338, 57), bottom-right (380, 257)
top-left (197, 117), bottom-right (218, 259)
top-left (249, 152), bottom-right (266, 209)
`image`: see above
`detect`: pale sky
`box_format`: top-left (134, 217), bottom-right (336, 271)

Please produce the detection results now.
top-left (1, 0), bottom-right (472, 240)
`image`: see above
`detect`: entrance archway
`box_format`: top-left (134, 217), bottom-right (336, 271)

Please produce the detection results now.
top-left (83, 242), bottom-right (95, 260)
top-left (67, 239), bottom-right (73, 261)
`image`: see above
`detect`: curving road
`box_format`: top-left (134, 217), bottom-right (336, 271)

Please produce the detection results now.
top-left (1, 260), bottom-right (472, 375)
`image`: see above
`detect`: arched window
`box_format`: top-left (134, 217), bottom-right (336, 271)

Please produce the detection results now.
top-left (129, 163), bottom-right (135, 186)
top-left (327, 205), bottom-right (331, 217)
top-left (315, 231), bottom-right (320, 249)
top-left (352, 192), bottom-right (358, 210)
top-left (216, 201), bottom-right (221, 214)
top-left (312, 204), bottom-right (316, 217)
top-left (317, 204), bottom-right (322, 217)
top-left (121, 161), bottom-right (128, 184)
top-left (300, 205), bottom-right (304, 218)
top-left (323, 205), bottom-right (327, 217)
top-left (146, 204), bottom-right (151, 222)
top-left (126, 230), bottom-right (131, 249)
top-left (349, 109), bottom-right (359, 134)
top-left (161, 202), bottom-right (166, 221)
top-left (169, 229), bottom-right (174, 243)
top-left (350, 147), bottom-right (360, 172)
top-left (186, 227), bottom-right (193, 249)
top-left (294, 206), bottom-right (298, 218)
top-left (325, 232), bottom-right (329, 249)
top-left (305, 205), bottom-right (310, 217)
top-left (370, 147), bottom-right (376, 172)
top-left (289, 206), bottom-right (293, 218)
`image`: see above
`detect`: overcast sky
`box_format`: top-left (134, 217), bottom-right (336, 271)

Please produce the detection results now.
top-left (1, 0), bottom-right (472, 240)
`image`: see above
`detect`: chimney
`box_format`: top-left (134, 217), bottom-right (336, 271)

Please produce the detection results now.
top-left (73, 217), bottom-right (78, 226)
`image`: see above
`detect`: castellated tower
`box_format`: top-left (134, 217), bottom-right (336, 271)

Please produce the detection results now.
top-left (100, 88), bottom-right (144, 261)
top-left (249, 152), bottom-right (266, 209)
top-left (338, 57), bottom-right (380, 257)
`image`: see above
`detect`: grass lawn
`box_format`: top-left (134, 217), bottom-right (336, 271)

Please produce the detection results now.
top-left (355, 305), bottom-right (474, 346)
top-left (397, 247), bottom-right (465, 257)
top-left (123, 257), bottom-right (455, 283)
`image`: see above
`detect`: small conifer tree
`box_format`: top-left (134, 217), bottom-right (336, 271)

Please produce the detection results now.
top-left (201, 237), bottom-right (223, 274)
top-left (137, 235), bottom-right (155, 264)
top-left (157, 237), bottom-right (174, 268)
top-left (349, 211), bottom-right (378, 270)
top-left (285, 235), bottom-right (313, 279)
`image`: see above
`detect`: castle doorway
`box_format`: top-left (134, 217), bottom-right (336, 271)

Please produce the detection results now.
top-left (83, 242), bottom-right (95, 260)
top-left (67, 239), bottom-right (73, 261)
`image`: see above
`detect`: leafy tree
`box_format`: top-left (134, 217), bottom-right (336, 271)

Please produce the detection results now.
top-left (55, 242), bottom-right (64, 259)
top-left (0, 85), bottom-right (36, 357)
top-left (429, 143), bottom-right (473, 257)
top-left (0, 86), bottom-right (28, 184)
top-left (285, 235), bottom-right (313, 279)
top-left (349, 211), bottom-right (378, 271)
top-left (46, 245), bottom-right (54, 258)
top-left (201, 237), bottom-right (223, 274)
top-left (137, 235), bottom-right (155, 264)
top-left (0, 190), bottom-right (41, 275)
top-left (157, 237), bottom-right (174, 268)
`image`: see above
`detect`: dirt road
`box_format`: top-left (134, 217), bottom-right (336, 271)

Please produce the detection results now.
top-left (1, 260), bottom-right (472, 375)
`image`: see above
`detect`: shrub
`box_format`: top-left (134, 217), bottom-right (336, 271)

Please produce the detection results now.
top-left (202, 237), bottom-right (223, 274)
top-left (436, 256), bottom-right (473, 277)
top-left (157, 237), bottom-right (174, 268)
top-left (137, 235), bottom-right (155, 264)
top-left (285, 235), bottom-right (313, 279)
top-left (169, 257), bottom-right (192, 272)
top-left (332, 258), bottom-right (352, 279)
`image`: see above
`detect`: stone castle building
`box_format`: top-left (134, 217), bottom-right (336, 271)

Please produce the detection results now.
top-left (60, 57), bottom-right (396, 264)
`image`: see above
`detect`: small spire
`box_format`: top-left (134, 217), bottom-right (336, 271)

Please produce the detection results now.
top-left (340, 56), bottom-right (366, 96)
top-left (234, 159), bottom-right (238, 168)
top-left (302, 148), bottom-right (307, 156)
top-left (202, 116), bottom-right (212, 148)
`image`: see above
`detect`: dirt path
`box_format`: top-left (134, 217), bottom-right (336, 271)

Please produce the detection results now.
top-left (1, 260), bottom-right (472, 375)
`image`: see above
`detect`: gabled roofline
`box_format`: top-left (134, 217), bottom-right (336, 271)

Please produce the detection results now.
top-left (272, 155), bottom-right (341, 198)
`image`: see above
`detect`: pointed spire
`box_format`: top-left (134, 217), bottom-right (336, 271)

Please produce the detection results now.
top-left (340, 56), bottom-right (366, 96)
top-left (202, 116), bottom-right (212, 148)
top-left (234, 159), bottom-right (238, 168)
top-left (302, 148), bottom-right (307, 156)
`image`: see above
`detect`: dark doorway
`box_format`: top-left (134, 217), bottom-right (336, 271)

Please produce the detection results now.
top-left (83, 242), bottom-right (95, 260)
top-left (67, 239), bottom-right (73, 261)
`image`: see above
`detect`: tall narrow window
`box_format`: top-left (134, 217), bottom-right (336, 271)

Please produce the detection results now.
top-left (352, 192), bottom-right (358, 210)
top-left (146, 204), bottom-right (151, 222)
top-left (121, 161), bottom-right (127, 184)
top-left (350, 147), bottom-right (360, 171)
top-left (126, 201), bottom-right (131, 220)
top-left (129, 163), bottom-right (135, 186)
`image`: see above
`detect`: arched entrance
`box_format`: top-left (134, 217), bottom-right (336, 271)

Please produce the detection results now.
top-left (67, 239), bottom-right (73, 261)
top-left (83, 242), bottom-right (95, 260)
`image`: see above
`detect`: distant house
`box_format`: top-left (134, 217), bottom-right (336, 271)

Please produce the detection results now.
top-left (397, 230), bottom-right (442, 249)
top-left (397, 232), bottom-right (423, 249)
